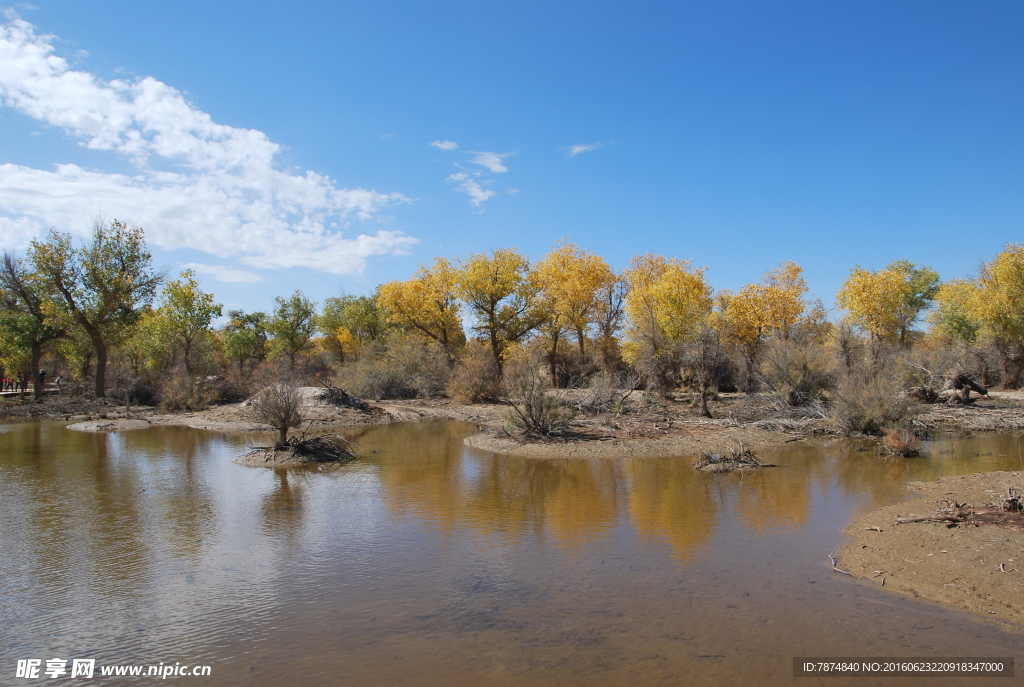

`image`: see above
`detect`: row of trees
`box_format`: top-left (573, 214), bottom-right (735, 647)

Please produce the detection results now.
top-left (3, 223), bottom-right (1024, 411)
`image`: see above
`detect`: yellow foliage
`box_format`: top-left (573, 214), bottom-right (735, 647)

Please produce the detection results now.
top-left (456, 248), bottom-right (545, 372)
top-left (975, 243), bottom-right (1024, 342)
top-left (378, 257), bottom-right (465, 360)
top-left (724, 261), bottom-right (808, 355)
top-left (835, 260), bottom-right (939, 342)
top-left (622, 253), bottom-right (713, 363)
top-left (534, 241), bottom-right (616, 353)
top-left (334, 326), bottom-right (358, 358)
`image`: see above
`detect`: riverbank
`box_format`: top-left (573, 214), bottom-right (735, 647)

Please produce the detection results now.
top-left (841, 470), bottom-right (1024, 625)
top-left (7, 388), bottom-right (1024, 459)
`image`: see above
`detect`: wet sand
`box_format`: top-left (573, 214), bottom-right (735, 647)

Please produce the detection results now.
top-left (842, 470), bottom-right (1024, 624)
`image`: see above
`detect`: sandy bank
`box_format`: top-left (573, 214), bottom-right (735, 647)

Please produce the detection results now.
top-left (841, 471), bottom-right (1024, 625)
top-left (465, 423), bottom-right (795, 458)
top-left (66, 418), bottom-right (154, 432)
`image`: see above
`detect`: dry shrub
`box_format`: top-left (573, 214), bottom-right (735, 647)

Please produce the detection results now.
top-left (881, 428), bottom-right (921, 457)
top-left (447, 340), bottom-right (501, 403)
top-left (251, 383), bottom-right (305, 447)
top-left (502, 349), bottom-right (575, 436)
top-left (339, 332), bottom-right (450, 400)
top-left (830, 373), bottom-right (914, 435)
top-left (572, 371), bottom-right (638, 414)
top-left (157, 366), bottom-right (215, 411)
top-left (757, 338), bottom-right (835, 408)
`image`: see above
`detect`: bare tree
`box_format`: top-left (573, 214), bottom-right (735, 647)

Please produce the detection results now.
top-left (252, 384), bottom-right (305, 447)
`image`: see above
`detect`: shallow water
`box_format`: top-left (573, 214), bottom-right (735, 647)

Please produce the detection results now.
top-left (0, 421), bottom-right (1021, 685)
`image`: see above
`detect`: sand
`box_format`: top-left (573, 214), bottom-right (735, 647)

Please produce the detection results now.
top-left (841, 471), bottom-right (1024, 625)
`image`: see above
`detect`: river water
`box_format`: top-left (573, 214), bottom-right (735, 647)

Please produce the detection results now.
top-left (0, 420), bottom-right (1021, 685)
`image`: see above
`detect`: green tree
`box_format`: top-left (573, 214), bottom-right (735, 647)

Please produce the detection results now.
top-left (319, 292), bottom-right (391, 354)
top-left (268, 290), bottom-right (317, 370)
top-left (0, 252), bottom-right (66, 399)
top-left (222, 310), bottom-right (268, 371)
top-left (155, 270), bottom-right (222, 375)
top-left (29, 221), bottom-right (162, 397)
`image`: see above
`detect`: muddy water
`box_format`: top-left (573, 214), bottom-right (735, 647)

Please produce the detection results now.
top-left (0, 421), bottom-right (1021, 686)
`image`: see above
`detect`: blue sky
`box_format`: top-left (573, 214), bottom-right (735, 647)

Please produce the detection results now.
top-left (1, 1), bottom-right (1021, 316)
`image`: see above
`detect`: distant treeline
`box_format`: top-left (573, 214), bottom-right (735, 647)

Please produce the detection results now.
top-left (2, 221), bottom-right (1022, 427)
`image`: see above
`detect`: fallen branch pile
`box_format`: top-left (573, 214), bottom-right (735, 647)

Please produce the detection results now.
top-left (246, 433), bottom-right (360, 466)
top-left (694, 445), bottom-right (776, 473)
top-left (895, 489), bottom-right (1024, 532)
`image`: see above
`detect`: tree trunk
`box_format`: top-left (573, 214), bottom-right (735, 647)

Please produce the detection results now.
top-left (31, 342), bottom-right (43, 401)
top-left (699, 387), bottom-right (711, 418)
top-left (488, 315), bottom-right (503, 377)
top-left (92, 335), bottom-right (108, 398)
top-left (278, 425), bottom-right (288, 447)
top-left (548, 330), bottom-right (560, 387)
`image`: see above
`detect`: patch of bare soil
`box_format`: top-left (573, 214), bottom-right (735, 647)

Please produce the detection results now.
top-left (67, 418), bottom-right (153, 432)
top-left (841, 471), bottom-right (1024, 624)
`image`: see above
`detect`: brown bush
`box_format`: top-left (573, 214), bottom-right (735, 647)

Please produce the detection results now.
top-left (251, 383), bottom-right (305, 447)
top-left (757, 338), bottom-right (835, 408)
top-left (447, 340), bottom-right (501, 403)
top-left (157, 367), bottom-right (215, 411)
top-left (830, 373), bottom-right (914, 435)
top-left (501, 349), bottom-right (575, 436)
top-left (338, 332), bottom-right (450, 400)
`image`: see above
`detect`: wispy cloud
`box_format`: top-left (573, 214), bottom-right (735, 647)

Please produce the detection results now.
top-left (0, 17), bottom-right (417, 274)
top-left (468, 151), bottom-right (512, 173)
top-left (430, 140), bottom-right (458, 150)
top-left (182, 262), bottom-right (263, 283)
top-left (446, 172), bottom-right (494, 208)
top-left (565, 142), bottom-right (604, 157)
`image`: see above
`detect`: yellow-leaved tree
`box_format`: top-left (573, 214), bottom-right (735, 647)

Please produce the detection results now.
top-left (623, 254), bottom-right (713, 388)
top-left (534, 241), bottom-right (616, 384)
top-left (722, 260), bottom-right (809, 388)
top-left (378, 257), bottom-right (466, 365)
top-left (835, 259), bottom-right (940, 344)
top-left (933, 244), bottom-right (1024, 386)
top-left (456, 248), bottom-right (546, 376)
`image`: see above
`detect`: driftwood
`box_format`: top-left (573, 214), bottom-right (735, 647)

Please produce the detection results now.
top-left (941, 373), bottom-right (988, 405)
top-left (694, 445), bottom-right (776, 472)
top-left (895, 491), bottom-right (1024, 531)
top-left (908, 374), bottom-right (988, 406)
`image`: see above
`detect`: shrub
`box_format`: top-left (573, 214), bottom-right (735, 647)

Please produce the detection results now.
top-left (447, 340), bottom-right (501, 403)
top-left (502, 349), bottom-right (575, 436)
top-left (830, 373), bottom-right (914, 435)
top-left (757, 338), bottom-right (835, 408)
top-left (339, 332), bottom-right (450, 400)
top-left (157, 367), bottom-right (215, 411)
top-left (881, 428), bottom-right (921, 457)
top-left (251, 383), bottom-right (305, 447)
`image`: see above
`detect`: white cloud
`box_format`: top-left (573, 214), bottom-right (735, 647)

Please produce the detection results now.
top-left (566, 142), bottom-right (604, 157)
top-left (430, 139), bottom-right (458, 150)
top-left (182, 262), bottom-right (263, 283)
top-left (446, 173), bottom-right (493, 207)
top-left (468, 151), bottom-right (511, 173)
top-left (0, 17), bottom-right (416, 274)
